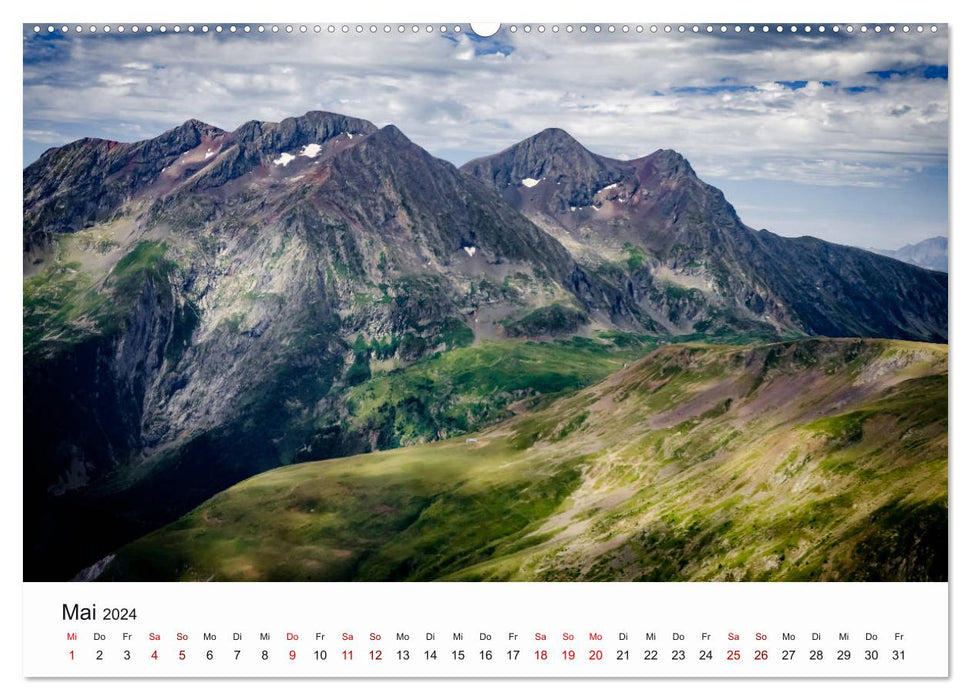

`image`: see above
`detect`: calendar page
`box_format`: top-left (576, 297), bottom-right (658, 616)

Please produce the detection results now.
top-left (20, 11), bottom-right (950, 684)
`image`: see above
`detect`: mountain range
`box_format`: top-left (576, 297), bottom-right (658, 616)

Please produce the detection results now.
top-left (23, 110), bottom-right (948, 580)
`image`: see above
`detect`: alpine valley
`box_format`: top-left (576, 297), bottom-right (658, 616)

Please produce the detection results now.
top-left (23, 111), bottom-right (947, 582)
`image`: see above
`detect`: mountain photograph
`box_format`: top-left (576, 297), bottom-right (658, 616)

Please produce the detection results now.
top-left (23, 25), bottom-right (948, 582)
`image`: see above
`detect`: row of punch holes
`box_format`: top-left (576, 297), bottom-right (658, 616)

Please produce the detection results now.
top-left (31, 24), bottom-right (941, 36)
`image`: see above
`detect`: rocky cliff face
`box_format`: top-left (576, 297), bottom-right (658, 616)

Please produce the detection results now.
top-left (23, 111), bottom-right (948, 579)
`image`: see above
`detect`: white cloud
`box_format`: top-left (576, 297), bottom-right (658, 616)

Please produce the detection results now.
top-left (23, 28), bottom-right (948, 192)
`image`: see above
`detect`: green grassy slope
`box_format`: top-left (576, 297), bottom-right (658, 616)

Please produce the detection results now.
top-left (337, 336), bottom-right (656, 448)
top-left (102, 337), bottom-right (947, 582)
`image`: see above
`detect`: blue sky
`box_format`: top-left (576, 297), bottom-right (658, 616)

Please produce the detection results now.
top-left (23, 24), bottom-right (949, 249)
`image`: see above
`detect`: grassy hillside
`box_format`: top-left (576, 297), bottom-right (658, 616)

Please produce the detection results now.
top-left (102, 338), bottom-right (947, 582)
top-left (330, 330), bottom-right (790, 452)
top-left (335, 336), bottom-right (655, 449)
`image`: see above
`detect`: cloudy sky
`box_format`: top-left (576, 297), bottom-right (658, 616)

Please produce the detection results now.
top-left (23, 24), bottom-right (948, 249)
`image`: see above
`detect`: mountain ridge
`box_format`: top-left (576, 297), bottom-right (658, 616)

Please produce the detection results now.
top-left (461, 128), bottom-right (947, 342)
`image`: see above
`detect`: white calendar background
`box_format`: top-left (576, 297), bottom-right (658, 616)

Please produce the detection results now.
top-left (6, 0), bottom-right (967, 697)
top-left (23, 582), bottom-right (948, 678)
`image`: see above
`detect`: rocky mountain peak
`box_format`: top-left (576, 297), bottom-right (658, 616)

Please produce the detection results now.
top-left (172, 118), bottom-right (225, 140)
top-left (640, 148), bottom-right (697, 178)
top-left (522, 126), bottom-right (589, 152)
top-left (223, 110), bottom-right (379, 170)
top-left (463, 127), bottom-right (620, 182)
top-left (233, 110), bottom-right (377, 149)
top-left (460, 128), bottom-right (630, 210)
top-left (368, 123), bottom-right (414, 149)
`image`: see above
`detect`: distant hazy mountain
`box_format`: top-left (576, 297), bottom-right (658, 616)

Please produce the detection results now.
top-left (870, 236), bottom-right (948, 272)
